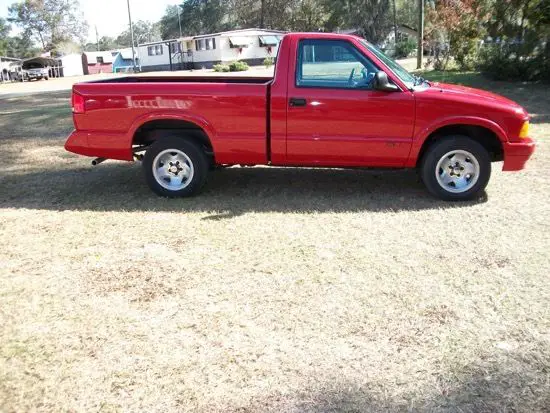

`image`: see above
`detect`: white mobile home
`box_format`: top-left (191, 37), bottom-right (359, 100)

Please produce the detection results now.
top-left (137, 28), bottom-right (285, 72)
top-left (138, 39), bottom-right (185, 72)
top-left (183, 28), bottom-right (285, 69)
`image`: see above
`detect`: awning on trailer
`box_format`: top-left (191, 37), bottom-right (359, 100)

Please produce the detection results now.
top-left (259, 35), bottom-right (279, 46)
top-left (228, 36), bottom-right (250, 47)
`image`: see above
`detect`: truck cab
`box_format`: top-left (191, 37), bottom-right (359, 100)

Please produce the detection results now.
top-left (65, 32), bottom-right (535, 201)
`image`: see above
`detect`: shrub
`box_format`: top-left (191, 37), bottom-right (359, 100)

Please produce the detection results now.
top-left (263, 57), bottom-right (274, 68)
top-left (213, 63), bottom-right (230, 72)
top-left (452, 38), bottom-right (480, 71)
top-left (477, 41), bottom-right (550, 82)
top-left (395, 39), bottom-right (416, 59)
top-left (228, 61), bottom-right (249, 72)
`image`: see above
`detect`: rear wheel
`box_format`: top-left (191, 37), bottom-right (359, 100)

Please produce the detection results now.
top-left (421, 135), bottom-right (491, 201)
top-left (143, 137), bottom-right (208, 198)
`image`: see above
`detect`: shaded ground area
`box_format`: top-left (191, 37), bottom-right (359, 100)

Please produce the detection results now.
top-left (0, 74), bottom-right (549, 412)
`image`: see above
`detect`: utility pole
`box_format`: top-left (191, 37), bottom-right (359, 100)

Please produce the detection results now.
top-left (177, 5), bottom-right (183, 38)
top-left (126, 0), bottom-right (137, 71)
top-left (392, 0), bottom-right (398, 53)
top-left (260, 0), bottom-right (265, 29)
top-left (95, 26), bottom-right (100, 51)
top-left (416, 0), bottom-right (424, 69)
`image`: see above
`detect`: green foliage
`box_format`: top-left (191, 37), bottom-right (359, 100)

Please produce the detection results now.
top-left (228, 60), bottom-right (249, 71)
top-left (213, 63), bottom-right (230, 72)
top-left (116, 21), bottom-right (161, 47)
top-left (452, 38), bottom-right (480, 71)
top-left (322, 0), bottom-right (393, 44)
top-left (160, 1), bottom-right (230, 39)
top-left (395, 39), bottom-right (416, 58)
top-left (159, 0), bottom-right (390, 44)
top-left (475, 0), bottom-right (550, 81)
top-left (0, 18), bottom-right (39, 58)
top-left (213, 61), bottom-right (249, 72)
top-left (478, 41), bottom-right (550, 82)
top-left (263, 56), bottom-right (274, 67)
top-left (7, 0), bottom-right (88, 52)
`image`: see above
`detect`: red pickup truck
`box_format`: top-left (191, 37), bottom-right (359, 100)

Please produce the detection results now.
top-left (65, 32), bottom-right (535, 201)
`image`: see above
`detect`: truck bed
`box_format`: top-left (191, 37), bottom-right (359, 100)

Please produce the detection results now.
top-left (71, 77), bottom-right (271, 163)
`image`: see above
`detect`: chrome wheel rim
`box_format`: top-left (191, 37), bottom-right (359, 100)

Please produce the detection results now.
top-left (435, 150), bottom-right (480, 193)
top-left (152, 149), bottom-right (194, 191)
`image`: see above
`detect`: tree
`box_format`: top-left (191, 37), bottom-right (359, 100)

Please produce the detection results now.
top-left (4, 35), bottom-right (41, 58)
top-left (160, 5), bottom-right (185, 39)
top-left (8, 0), bottom-right (88, 53)
top-left (98, 36), bottom-right (119, 50)
top-left (323, 0), bottom-right (393, 44)
top-left (396, 0), bottom-right (420, 29)
top-left (289, 0), bottom-right (328, 31)
top-left (0, 18), bottom-right (12, 56)
top-left (116, 20), bottom-right (161, 46)
top-left (160, 1), bottom-right (231, 38)
top-left (0, 17), bottom-right (40, 58)
top-left (230, 0), bottom-right (296, 30)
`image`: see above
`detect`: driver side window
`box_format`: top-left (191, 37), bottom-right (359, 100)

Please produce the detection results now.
top-left (296, 39), bottom-right (378, 89)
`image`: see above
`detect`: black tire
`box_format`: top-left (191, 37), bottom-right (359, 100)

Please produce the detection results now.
top-left (143, 136), bottom-right (208, 198)
top-left (420, 135), bottom-right (491, 201)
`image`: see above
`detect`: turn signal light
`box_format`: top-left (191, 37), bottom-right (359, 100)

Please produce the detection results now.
top-left (72, 92), bottom-right (85, 114)
top-left (519, 121), bottom-right (529, 139)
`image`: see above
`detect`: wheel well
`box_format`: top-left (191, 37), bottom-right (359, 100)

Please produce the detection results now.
top-left (133, 119), bottom-right (214, 156)
top-left (416, 125), bottom-right (504, 166)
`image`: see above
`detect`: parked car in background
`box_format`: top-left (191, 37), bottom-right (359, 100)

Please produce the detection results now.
top-left (22, 61), bottom-right (49, 81)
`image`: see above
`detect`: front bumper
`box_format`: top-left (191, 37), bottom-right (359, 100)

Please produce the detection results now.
top-left (502, 138), bottom-right (535, 171)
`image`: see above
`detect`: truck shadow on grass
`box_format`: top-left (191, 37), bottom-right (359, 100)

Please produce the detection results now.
top-left (224, 345), bottom-right (549, 412)
top-left (0, 162), bottom-right (487, 216)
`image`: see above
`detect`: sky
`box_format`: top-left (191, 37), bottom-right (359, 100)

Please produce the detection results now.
top-left (0, 0), bottom-right (179, 41)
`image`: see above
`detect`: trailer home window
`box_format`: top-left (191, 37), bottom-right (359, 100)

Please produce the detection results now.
top-left (169, 42), bottom-right (181, 53)
top-left (206, 38), bottom-right (216, 50)
top-left (147, 45), bottom-right (163, 56)
top-left (195, 39), bottom-right (206, 51)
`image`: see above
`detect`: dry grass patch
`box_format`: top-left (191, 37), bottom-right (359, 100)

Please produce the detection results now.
top-left (1, 78), bottom-right (549, 412)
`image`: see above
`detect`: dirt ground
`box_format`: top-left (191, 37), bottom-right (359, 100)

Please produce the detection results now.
top-left (0, 73), bottom-right (549, 412)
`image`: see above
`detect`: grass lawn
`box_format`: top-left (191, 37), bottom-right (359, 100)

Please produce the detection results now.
top-left (0, 73), bottom-right (549, 412)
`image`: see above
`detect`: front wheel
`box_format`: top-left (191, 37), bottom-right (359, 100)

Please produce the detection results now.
top-left (143, 137), bottom-right (208, 198)
top-left (421, 135), bottom-right (491, 201)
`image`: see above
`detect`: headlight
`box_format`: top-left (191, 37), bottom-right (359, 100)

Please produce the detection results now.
top-left (519, 121), bottom-right (529, 139)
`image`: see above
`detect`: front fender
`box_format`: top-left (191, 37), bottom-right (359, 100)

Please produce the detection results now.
top-left (405, 116), bottom-right (508, 167)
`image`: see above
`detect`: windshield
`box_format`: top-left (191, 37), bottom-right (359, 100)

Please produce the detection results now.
top-left (360, 40), bottom-right (417, 89)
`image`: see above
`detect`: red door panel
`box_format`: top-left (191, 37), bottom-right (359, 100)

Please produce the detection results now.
top-left (284, 37), bottom-right (416, 167)
top-left (286, 88), bottom-right (415, 166)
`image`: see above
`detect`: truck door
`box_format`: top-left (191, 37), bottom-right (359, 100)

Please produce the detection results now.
top-left (285, 38), bottom-right (415, 167)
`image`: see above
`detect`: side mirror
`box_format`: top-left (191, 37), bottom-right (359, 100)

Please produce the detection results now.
top-left (373, 71), bottom-right (399, 92)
